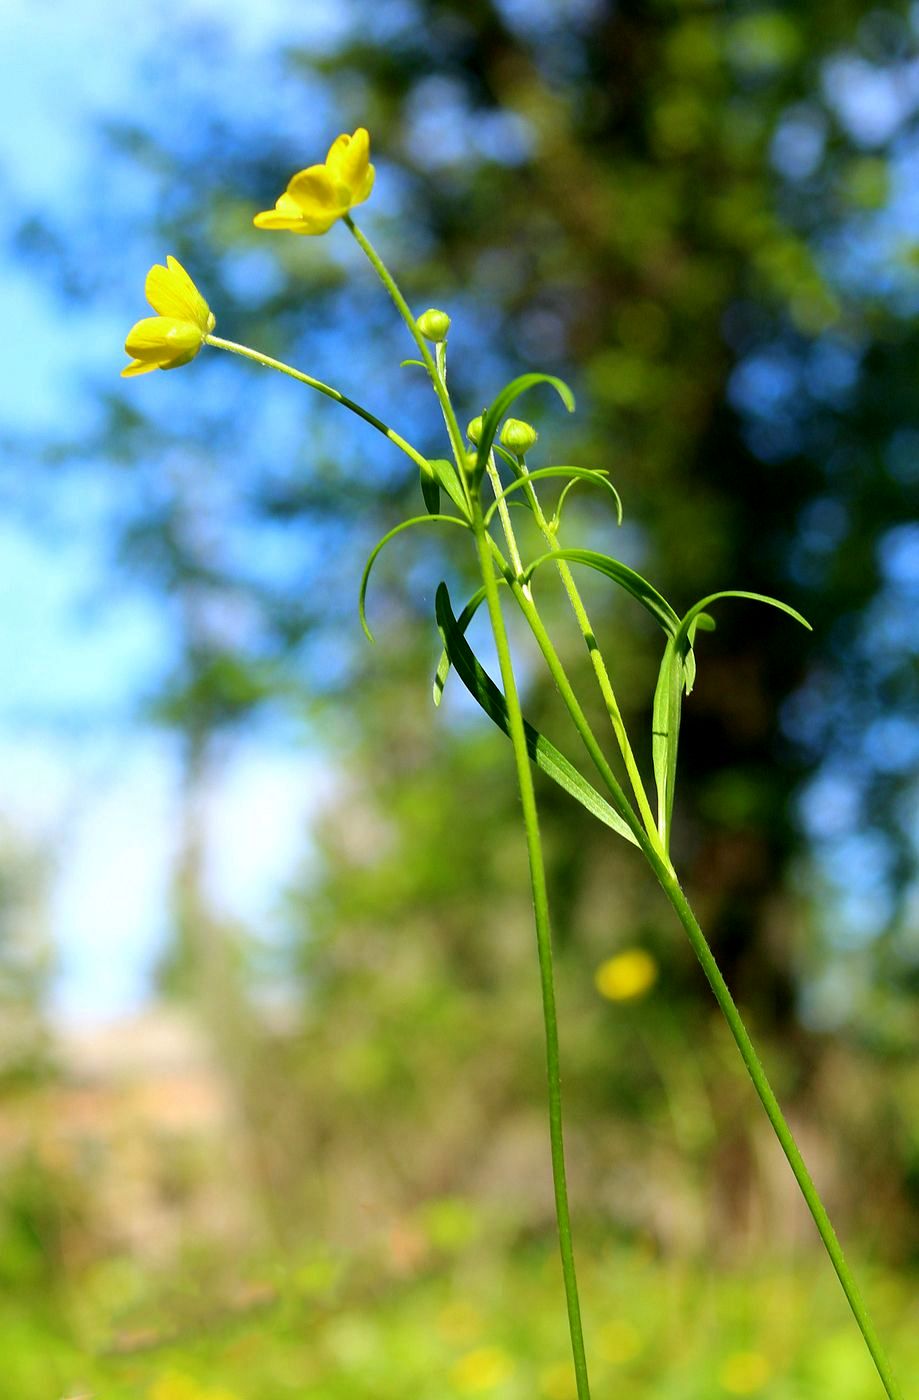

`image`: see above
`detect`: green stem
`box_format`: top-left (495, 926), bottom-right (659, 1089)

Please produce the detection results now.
top-left (205, 335), bottom-right (431, 476)
top-left (647, 860), bottom-right (902, 1400)
top-left (344, 216), bottom-right (470, 483)
top-left (485, 451), bottom-right (527, 582)
top-left (471, 496), bottom-right (592, 1400)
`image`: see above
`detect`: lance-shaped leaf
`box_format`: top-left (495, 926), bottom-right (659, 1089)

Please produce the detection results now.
top-left (522, 547), bottom-right (703, 692)
top-left (433, 584), bottom-right (487, 706)
top-left (524, 548), bottom-right (679, 637)
top-left (421, 474), bottom-right (441, 516)
top-left (473, 373), bottom-right (575, 483)
top-left (427, 457), bottom-right (470, 516)
top-left (652, 589), bottom-right (811, 850)
top-left (485, 467), bottom-right (623, 527)
top-left (359, 515), bottom-right (470, 642)
top-left (435, 583), bottom-right (639, 846)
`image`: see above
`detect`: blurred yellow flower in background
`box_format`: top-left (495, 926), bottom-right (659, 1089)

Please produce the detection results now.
top-left (719, 1350), bottom-right (771, 1394)
top-left (595, 948), bottom-right (658, 1002)
top-left (148, 1371), bottom-right (240, 1400)
top-left (450, 1344), bottom-right (514, 1392)
top-left (595, 1317), bottom-right (643, 1363)
top-left (122, 256), bottom-right (215, 377)
top-left (254, 127), bottom-right (375, 235)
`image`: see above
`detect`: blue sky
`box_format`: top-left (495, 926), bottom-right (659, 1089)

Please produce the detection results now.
top-left (0, 0), bottom-right (349, 1019)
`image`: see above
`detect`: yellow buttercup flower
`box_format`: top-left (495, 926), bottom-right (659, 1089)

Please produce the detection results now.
top-left (122, 256), bottom-right (215, 377)
top-left (595, 948), bottom-right (658, 1002)
top-left (253, 127), bottom-right (375, 236)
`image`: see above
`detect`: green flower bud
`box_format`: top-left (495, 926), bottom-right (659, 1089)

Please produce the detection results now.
top-left (466, 414), bottom-right (484, 445)
top-left (461, 449), bottom-right (479, 477)
top-left (500, 418), bottom-right (539, 454)
top-left (417, 307), bottom-right (451, 342)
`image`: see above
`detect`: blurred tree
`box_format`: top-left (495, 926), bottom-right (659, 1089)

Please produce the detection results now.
top-left (9, 0), bottom-right (918, 1245)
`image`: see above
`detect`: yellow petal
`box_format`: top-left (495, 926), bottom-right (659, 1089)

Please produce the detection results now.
top-left (253, 209), bottom-right (309, 231)
top-left (125, 316), bottom-right (202, 361)
top-left (287, 164), bottom-right (343, 215)
top-left (350, 162), bottom-right (375, 208)
top-left (325, 128), bottom-right (370, 192)
top-left (121, 358), bottom-right (158, 378)
top-left (145, 256), bottom-right (212, 330)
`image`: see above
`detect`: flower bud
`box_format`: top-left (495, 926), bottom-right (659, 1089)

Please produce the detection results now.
top-left (417, 307), bottom-right (451, 342)
top-left (500, 418), bottom-right (539, 454)
top-left (466, 415), bottom-right (484, 445)
top-left (461, 449), bottom-right (479, 477)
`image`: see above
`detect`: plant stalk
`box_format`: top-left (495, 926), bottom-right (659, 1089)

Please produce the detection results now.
top-left (471, 493), bottom-right (592, 1400)
top-left (344, 217), bottom-right (470, 485)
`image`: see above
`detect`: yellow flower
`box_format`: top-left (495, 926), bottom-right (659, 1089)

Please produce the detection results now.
top-left (450, 1345), bottom-right (514, 1393)
top-left (253, 127), bottom-right (375, 235)
top-left (719, 1350), bottom-right (771, 1394)
top-left (122, 256), bottom-right (215, 377)
top-left (595, 948), bottom-right (658, 1002)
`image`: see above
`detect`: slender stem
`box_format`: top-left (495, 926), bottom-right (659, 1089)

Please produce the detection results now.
top-left (205, 334), bottom-right (431, 476)
top-left (485, 451), bottom-right (527, 583)
top-left (645, 860), bottom-right (902, 1400)
top-left (344, 217), bottom-right (470, 483)
top-left (514, 455), bottom-right (658, 840)
top-left (471, 495), bottom-right (592, 1400)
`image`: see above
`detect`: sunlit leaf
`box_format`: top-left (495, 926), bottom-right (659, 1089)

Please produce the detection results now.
top-left (427, 458), bottom-right (470, 516)
top-left (524, 548), bottom-right (679, 637)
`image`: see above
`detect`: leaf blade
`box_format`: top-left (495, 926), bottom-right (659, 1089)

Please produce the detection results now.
top-left (435, 583), bottom-right (639, 846)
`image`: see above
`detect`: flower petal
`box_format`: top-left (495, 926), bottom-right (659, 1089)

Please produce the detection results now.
top-left (125, 316), bottom-right (202, 361)
top-left (325, 128), bottom-right (371, 193)
top-left (145, 256), bottom-right (212, 330)
top-left (121, 358), bottom-right (158, 378)
top-left (350, 162), bottom-right (375, 208)
top-left (253, 208), bottom-right (309, 231)
top-left (286, 164), bottom-right (342, 216)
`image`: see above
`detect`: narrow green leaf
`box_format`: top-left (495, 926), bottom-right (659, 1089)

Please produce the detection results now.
top-left (651, 636), bottom-right (683, 851)
top-left (359, 515), bottom-right (470, 642)
top-left (421, 474), bottom-right (441, 516)
top-left (474, 373), bottom-right (575, 482)
top-left (427, 457), bottom-right (470, 517)
top-left (400, 358), bottom-right (426, 369)
top-left (493, 442), bottom-right (523, 474)
top-left (653, 589), bottom-right (811, 849)
top-left (676, 590), bottom-right (811, 678)
top-left (435, 583), bottom-right (639, 846)
top-left (485, 467), bottom-right (622, 527)
top-left (524, 548), bottom-right (680, 637)
top-left (432, 585), bottom-right (487, 706)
